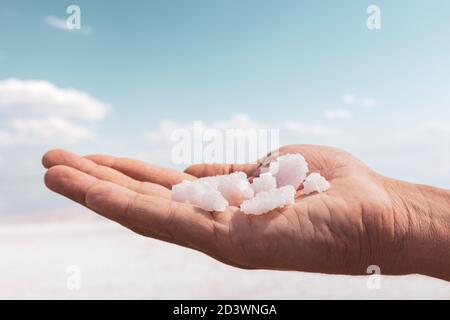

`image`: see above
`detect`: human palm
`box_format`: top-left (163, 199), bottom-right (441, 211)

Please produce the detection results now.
top-left (42, 145), bottom-right (405, 276)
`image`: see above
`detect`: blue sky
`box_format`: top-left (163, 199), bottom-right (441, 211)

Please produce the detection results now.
top-left (2, 0), bottom-right (449, 124)
top-left (0, 0), bottom-right (450, 216)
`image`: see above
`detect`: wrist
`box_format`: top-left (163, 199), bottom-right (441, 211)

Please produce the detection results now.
top-left (383, 177), bottom-right (450, 280)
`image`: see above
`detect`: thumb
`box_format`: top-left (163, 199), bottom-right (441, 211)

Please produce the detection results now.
top-left (184, 163), bottom-right (260, 178)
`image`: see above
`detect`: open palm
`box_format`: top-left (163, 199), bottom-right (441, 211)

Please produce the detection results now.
top-left (43, 145), bottom-right (406, 276)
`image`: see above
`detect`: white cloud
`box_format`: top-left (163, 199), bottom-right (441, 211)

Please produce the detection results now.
top-left (146, 114), bottom-right (268, 142)
top-left (395, 120), bottom-right (450, 141)
top-left (359, 98), bottom-right (376, 108)
top-left (284, 121), bottom-right (340, 135)
top-left (141, 114), bottom-right (340, 166)
top-left (144, 114), bottom-right (270, 161)
top-left (0, 116), bottom-right (93, 146)
top-left (0, 79), bottom-right (107, 147)
top-left (0, 79), bottom-right (108, 120)
top-left (324, 108), bottom-right (352, 120)
top-left (44, 16), bottom-right (67, 30)
top-left (44, 16), bottom-right (92, 35)
top-left (421, 121), bottom-right (450, 135)
top-left (342, 93), bottom-right (376, 108)
top-left (146, 114), bottom-right (339, 142)
top-left (342, 94), bottom-right (356, 104)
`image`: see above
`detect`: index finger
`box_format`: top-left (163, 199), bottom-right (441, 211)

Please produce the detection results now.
top-left (184, 163), bottom-right (261, 179)
top-left (85, 154), bottom-right (195, 188)
top-left (44, 165), bottom-right (230, 253)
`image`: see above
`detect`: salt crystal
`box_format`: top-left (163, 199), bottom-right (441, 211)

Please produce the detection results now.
top-left (217, 171), bottom-right (254, 206)
top-left (171, 180), bottom-right (195, 204)
top-left (200, 189), bottom-right (229, 212)
top-left (303, 172), bottom-right (330, 195)
top-left (171, 172), bottom-right (251, 211)
top-left (172, 153), bottom-right (330, 214)
top-left (196, 175), bottom-right (222, 190)
top-left (240, 185), bottom-right (296, 215)
top-left (171, 180), bottom-right (208, 207)
top-left (266, 154), bottom-right (308, 189)
top-left (250, 172), bottom-right (277, 193)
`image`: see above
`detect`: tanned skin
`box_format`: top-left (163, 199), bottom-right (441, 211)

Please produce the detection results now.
top-left (42, 145), bottom-right (450, 281)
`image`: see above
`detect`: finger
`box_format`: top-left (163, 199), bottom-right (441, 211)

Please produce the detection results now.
top-left (44, 165), bottom-right (230, 254)
top-left (42, 149), bottom-right (170, 198)
top-left (84, 154), bottom-right (195, 188)
top-left (184, 163), bottom-right (261, 178)
top-left (43, 165), bottom-right (173, 243)
top-left (44, 165), bottom-right (97, 206)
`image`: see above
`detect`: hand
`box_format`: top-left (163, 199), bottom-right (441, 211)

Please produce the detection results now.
top-left (42, 145), bottom-right (450, 280)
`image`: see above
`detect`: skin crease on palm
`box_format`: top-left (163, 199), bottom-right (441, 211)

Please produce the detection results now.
top-left (41, 145), bottom-right (450, 282)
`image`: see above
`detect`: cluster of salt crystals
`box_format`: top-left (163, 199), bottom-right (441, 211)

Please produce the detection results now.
top-left (240, 185), bottom-right (296, 215)
top-left (261, 153), bottom-right (309, 189)
top-left (303, 172), bottom-right (331, 195)
top-left (171, 172), bottom-right (253, 212)
top-left (171, 153), bottom-right (330, 215)
top-left (250, 172), bottom-right (277, 193)
top-left (217, 172), bottom-right (254, 206)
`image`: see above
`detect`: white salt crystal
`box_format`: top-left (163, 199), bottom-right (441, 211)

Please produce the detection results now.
top-left (171, 180), bottom-right (194, 204)
top-left (217, 171), bottom-right (254, 206)
top-left (200, 189), bottom-right (229, 212)
top-left (266, 153), bottom-right (308, 189)
top-left (172, 172), bottom-right (251, 211)
top-left (303, 172), bottom-right (330, 195)
top-left (196, 175), bottom-right (222, 190)
top-left (250, 172), bottom-right (277, 194)
top-left (172, 180), bottom-right (229, 212)
top-left (259, 166), bottom-right (270, 174)
top-left (240, 185), bottom-right (296, 215)
top-left (172, 180), bottom-right (209, 206)
top-left (172, 153), bottom-right (330, 214)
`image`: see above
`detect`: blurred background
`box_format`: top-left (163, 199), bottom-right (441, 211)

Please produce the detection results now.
top-left (0, 0), bottom-right (449, 299)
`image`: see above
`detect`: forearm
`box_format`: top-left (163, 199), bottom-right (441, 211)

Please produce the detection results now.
top-left (386, 178), bottom-right (450, 281)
